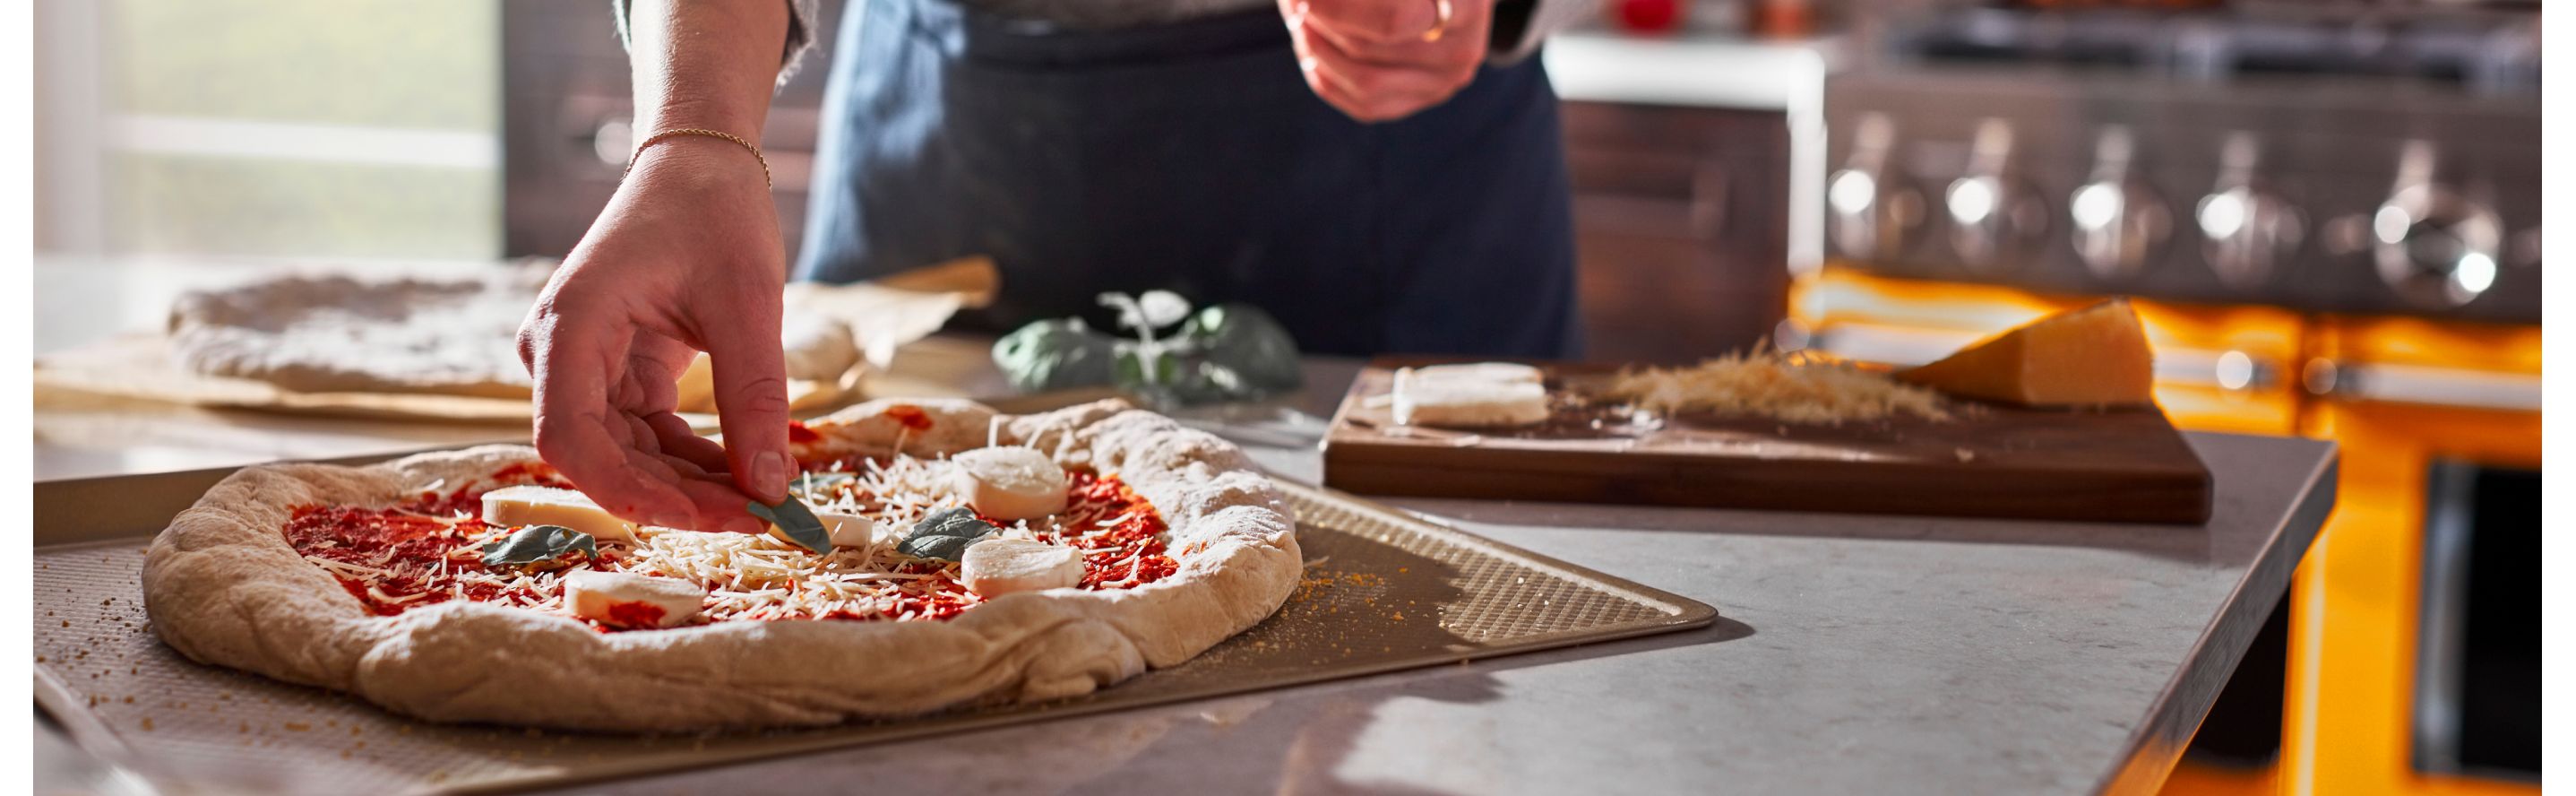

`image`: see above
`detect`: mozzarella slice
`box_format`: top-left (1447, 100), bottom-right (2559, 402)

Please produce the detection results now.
top-left (959, 538), bottom-right (1084, 598)
top-left (1408, 362), bottom-right (1543, 385)
top-left (480, 485), bottom-right (641, 542)
top-left (1392, 366), bottom-right (1551, 428)
top-left (562, 569), bottom-right (704, 628)
top-left (949, 446), bottom-right (1070, 522)
top-left (815, 510), bottom-right (877, 549)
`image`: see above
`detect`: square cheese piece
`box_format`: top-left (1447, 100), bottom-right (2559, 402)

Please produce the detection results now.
top-left (480, 485), bottom-right (641, 542)
top-left (1392, 364), bottom-right (1550, 428)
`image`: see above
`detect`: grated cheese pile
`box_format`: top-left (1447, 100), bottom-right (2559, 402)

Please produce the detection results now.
top-left (1604, 349), bottom-right (1952, 424)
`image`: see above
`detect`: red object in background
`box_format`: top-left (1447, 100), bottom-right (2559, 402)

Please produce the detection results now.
top-left (1747, 0), bottom-right (1813, 38)
top-left (1613, 0), bottom-right (1684, 32)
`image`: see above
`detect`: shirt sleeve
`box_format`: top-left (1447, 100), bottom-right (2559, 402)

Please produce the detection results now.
top-left (1489, 0), bottom-right (1597, 63)
top-left (609, 0), bottom-right (821, 86)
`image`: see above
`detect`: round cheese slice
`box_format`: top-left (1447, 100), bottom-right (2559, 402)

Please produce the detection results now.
top-left (949, 446), bottom-right (1070, 522)
top-left (959, 538), bottom-right (1084, 598)
top-left (562, 570), bottom-right (704, 629)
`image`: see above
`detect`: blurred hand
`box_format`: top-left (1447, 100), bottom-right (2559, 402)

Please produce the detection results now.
top-left (516, 137), bottom-right (793, 535)
top-left (1281, 0), bottom-right (1494, 123)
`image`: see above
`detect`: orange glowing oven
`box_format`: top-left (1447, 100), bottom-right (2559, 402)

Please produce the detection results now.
top-left (1786, 269), bottom-right (2540, 794)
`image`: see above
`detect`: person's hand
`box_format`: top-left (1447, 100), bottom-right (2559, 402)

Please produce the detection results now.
top-left (1280, 0), bottom-right (1494, 123)
top-left (516, 136), bottom-right (793, 535)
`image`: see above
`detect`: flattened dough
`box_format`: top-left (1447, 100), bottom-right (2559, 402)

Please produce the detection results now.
top-left (166, 266), bottom-right (867, 398)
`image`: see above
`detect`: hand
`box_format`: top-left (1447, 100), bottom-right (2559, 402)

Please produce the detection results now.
top-left (1281, 0), bottom-right (1494, 123)
top-left (516, 137), bottom-right (794, 535)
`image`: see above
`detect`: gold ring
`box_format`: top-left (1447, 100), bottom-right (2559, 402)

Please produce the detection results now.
top-left (1421, 0), bottom-right (1452, 42)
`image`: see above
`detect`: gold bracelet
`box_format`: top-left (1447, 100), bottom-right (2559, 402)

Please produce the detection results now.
top-left (626, 127), bottom-right (772, 188)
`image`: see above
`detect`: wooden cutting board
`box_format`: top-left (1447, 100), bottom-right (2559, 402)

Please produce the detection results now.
top-left (1320, 359), bottom-right (2213, 524)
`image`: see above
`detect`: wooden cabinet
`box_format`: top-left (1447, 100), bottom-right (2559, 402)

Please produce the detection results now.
top-left (1559, 100), bottom-right (1791, 364)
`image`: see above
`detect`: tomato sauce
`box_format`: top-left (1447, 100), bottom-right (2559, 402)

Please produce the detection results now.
top-left (883, 404), bottom-right (935, 431)
top-left (287, 458), bottom-right (1178, 628)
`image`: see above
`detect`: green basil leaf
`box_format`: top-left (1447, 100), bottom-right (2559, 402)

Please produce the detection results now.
top-left (747, 497), bottom-right (831, 554)
top-left (897, 532), bottom-right (984, 562)
top-left (480, 524), bottom-right (597, 567)
top-left (992, 318), bottom-right (1121, 393)
top-left (898, 506), bottom-right (997, 561)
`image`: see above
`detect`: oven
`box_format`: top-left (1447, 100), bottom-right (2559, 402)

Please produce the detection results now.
top-left (1800, 1), bottom-right (2540, 792)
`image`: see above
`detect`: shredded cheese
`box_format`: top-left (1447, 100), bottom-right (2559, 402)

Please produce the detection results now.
top-left (306, 452), bottom-right (1168, 627)
top-left (1604, 349), bottom-right (1953, 424)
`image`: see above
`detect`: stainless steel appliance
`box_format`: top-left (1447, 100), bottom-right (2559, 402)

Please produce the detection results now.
top-left (1805, 4), bottom-right (2541, 793)
top-left (1820, 3), bottom-right (2540, 325)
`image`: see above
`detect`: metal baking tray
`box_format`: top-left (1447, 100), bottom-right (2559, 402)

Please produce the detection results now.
top-left (34, 451), bottom-right (1717, 795)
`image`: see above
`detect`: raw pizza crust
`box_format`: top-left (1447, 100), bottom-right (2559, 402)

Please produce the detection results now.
top-left (140, 399), bottom-right (1302, 731)
top-left (165, 267), bottom-right (864, 398)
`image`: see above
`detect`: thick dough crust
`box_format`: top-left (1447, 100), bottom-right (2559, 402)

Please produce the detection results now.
top-left (141, 399), bottom-right (1301, 731)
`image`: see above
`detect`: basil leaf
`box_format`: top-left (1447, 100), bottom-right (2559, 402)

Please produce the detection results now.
top-left (897, 532), bottom-right (984, 562)
top-left (747, 497), bottom-right (831, 554)
top-left (992, 318), bottom-right (1120, 393)
top-left (480, 524), bottom-right (597, 567)
top-left (898, 506), bottom-right (997, 562)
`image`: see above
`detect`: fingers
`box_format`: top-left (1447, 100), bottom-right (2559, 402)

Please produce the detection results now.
top-left (1285, 0), bottom-right (1492, 123)
top-left (524, 296), bottom-right (698, 527)
top-left (1296, 22), bottom-right (1472, 121)
top-left (1299, 0), bottom-right (1441, 47)
top-left (642, 410), bottom-right (732, 475)
top-left (607, 415), bottom-right (768, 534)
top-left (690, 288), bottom-right (795, 506)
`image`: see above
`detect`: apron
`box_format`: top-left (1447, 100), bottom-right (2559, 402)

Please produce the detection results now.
top-left (795, 0), bottom-right (1582, 359)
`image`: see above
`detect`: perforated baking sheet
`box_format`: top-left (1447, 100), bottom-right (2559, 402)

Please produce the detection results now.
top-left (34, 460), bottom-right (1715, 795)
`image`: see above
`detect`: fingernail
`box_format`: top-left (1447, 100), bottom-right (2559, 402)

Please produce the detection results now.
top-left (724, 516), bottom-right (768, 536)
top-left (651, 512), bottom-right (692, 530)
top-left (753, 452), bottom-right (791, 503)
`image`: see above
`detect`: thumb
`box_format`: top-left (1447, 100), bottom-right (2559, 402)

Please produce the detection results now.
top-left (700, 299), bottom-right (795, 506)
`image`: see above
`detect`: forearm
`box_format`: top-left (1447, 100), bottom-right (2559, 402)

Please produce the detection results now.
top-left (625, 0), bottom-right (794, 136)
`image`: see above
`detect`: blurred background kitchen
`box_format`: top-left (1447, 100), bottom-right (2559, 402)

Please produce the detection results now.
top-left (30, 0), bottom-right (2538, 792)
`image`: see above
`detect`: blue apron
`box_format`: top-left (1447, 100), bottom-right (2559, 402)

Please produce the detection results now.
top-left (795, 0), bottom-right (1581, 359)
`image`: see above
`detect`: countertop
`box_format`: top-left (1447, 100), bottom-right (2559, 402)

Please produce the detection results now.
top-left (34, 262), bottom-right (2333, 795)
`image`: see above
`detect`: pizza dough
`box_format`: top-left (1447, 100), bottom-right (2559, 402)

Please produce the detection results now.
top-left (140, 399), bottom-right (1302, 731)
top-left (166, 269), bottom-right (551, 398)
top-left (165, 267), bottom-right (865, 398)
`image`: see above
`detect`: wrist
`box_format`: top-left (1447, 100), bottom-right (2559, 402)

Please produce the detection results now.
top-left (626, 131), bottom-right (771, 192)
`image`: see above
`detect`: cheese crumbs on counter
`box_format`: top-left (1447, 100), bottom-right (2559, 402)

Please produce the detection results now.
top-left (1604, 349), bottom-right (1953, 424)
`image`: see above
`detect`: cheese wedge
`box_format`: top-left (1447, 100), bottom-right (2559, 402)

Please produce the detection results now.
top-left (1392, 364), bottom-right (1550, 428)
top-left (1899, 299), bottom-right (2158, 407)
top-left (562, 570), bottom-right (704, 628)
top-left (480, 486), bottom-right (641, 543)
top-left (951, 446), bottom-right (1070, 522)
top-left (959, 538), bottom-right (1084, 598)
